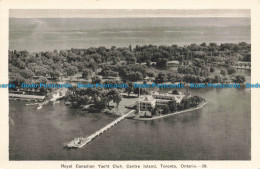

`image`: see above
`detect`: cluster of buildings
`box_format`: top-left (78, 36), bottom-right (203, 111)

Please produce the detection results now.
top-left (232, 61), bottom-right (251, 69)
top-left (138, 60), bottom-right (180, 67)
top-left (136, 91), bottom-right (186, 117)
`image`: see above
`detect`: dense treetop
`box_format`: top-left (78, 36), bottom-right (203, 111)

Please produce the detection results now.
top-left (9, 42), bottom-right (250, 86)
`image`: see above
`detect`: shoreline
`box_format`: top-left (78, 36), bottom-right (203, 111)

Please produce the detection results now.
top-left (133, 100), bottom-right (207, 121)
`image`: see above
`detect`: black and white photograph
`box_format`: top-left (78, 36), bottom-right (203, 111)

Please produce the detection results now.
top-left (7, 9), bottom-right (251, 161)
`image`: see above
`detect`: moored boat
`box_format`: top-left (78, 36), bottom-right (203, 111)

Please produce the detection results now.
top-left (66, 137), bottom-right (92, 149)
top-left (37, 106), bottom-right (42, 109)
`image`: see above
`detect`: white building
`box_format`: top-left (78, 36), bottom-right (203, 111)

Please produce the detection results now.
top-left (137, 95), bottom-right (156, 111)
top-left (151, 91), bottom-right (185, 103)
top-left (136, 91), bottom-right (185, 112)
top-left (167, 60), bottom-right (180, 67)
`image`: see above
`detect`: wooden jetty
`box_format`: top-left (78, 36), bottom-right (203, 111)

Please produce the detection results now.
top-left (66, 110), bottom-right (135, 149)
top-left (9, 93), bottom-right (45, 100)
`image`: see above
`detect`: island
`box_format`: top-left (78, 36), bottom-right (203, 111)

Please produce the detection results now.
top-left (8, 42), bottom-right (250, 119)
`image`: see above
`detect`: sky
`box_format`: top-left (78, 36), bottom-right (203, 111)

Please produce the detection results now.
top-left (9, 9), bottom-right (250, 18)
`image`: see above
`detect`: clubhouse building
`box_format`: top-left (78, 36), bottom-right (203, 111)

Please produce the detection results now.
top-left (136, 91), bottom-right (186, 114)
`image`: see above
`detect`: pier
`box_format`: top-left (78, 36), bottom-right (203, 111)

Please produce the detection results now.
top-left (66, 110), bottom-right (135, 149)
top-left (9, 93), bottom-right (45, 100)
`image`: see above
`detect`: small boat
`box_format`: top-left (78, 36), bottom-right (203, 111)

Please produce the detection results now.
top-left (37, 106), bottom-right (42, 110)
top-left (66, 137), bottom-right (82, 147)
top-left (50, 91), bottom-right (66, 102)
top-left (26, 103), bottom-right (39, 106)
top-left (65, 101), bottom-right (71, 106)
top-left (66, 137), bottom-right (92, 149)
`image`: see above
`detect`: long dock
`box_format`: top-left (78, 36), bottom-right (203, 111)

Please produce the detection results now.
top-left (66, 110), bottom-right (135, 149)
top-left (9, 93), bottom-right (45, 100)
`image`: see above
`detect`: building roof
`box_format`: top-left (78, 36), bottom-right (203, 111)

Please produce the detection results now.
top-left (137, 95), bottom-right (156, 104)
top-left (143, 95), bottom-right (154, 101)
top-left (167, 60), bottom-right (180, 64)
top-left (167, 60), bottom-right (180, 65)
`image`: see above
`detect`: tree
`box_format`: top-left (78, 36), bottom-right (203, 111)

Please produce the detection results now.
top-left (52, 54), bottom-right (63, 63)
top-left (168, 100), bottom-right (177, 112)
top-left (78, 96), bottom-right (90, 106)
top-left (77, 62), bottom-right (85, 72)
top-left (82, 69), bottom-right (92, 78)
top-left (39, 87), bottom-right (48, 95)
top-left (147, 72), bottom-right (155, 77)
top-left (14, 59), bottom-right (26, 69)
top-left (193, 58), bottom-right (205, 67)
top-left (220, 69), bottom-right (227, 76)
top-left (107, 89), bottom-right (122, 108)
top-left (192, 96), bottom-right (204, 105)
top-left (36, 77), bottom-right (48, 84)
top-left (180, 98), bottom-right (191, 109)
top-left (146, 60), bottom-right (151, 67)
top-left (59, 50), bottom-right (68, 57)
top-left (210, 67), bottom-right (215, 73)
top-left (167, 73), bottom-right (176, 82)
top-left (151, 105), bottom-right (164, 116)
top-left (233, 75), bottom-right (245, 83)
top-left (91, 76), bottom-right (102, 84)
top-left (156, 58), bottom-right (167, 69)
top-left (88, 59), bottom-right (98, 71)
top-left (111, 56), bottom-right (119, 65)
top-left (172, 90), bottom-right (179, 95)
top-left (91, 54), bottom-right (102, 64)
top-left (193, 51), bottom-right (206, 59)
top-left (125, 82), bottom-right (133, 97)
top-left (129, 45), bottom-right (132, 51)
top-left (20, 69), bottom-right (35, 79)
top-left (124, 50), bottom-right (136, 64)
top-left (35, 66), bottom-right (49, 76)
top-left (178, 66), bottom-right (194, 75)
top-left (66, 65), bottom-right (78, 76)
top-left (126, 72), bottom-right (143, 82)
top-left (162, 106), bottom-right (170, 115)
top-left (200, 42), bottom-right (207, 47)
top-left (95, 97), bottom-right (107, 110)
top-left (67, 53), bottom-right (80, 62)
top-left (86, 88), bottom-right (100, 100)
top-left (9, 73), bottom-right (26, 87)
top-left (151, 107), bottom-right (157, 116)
top-left (243, 53), bottom-right (251, 62)
top-left (213, 75), bottom-right (222, 83)
top-left (155, 73), bottom-right (167, 83)
top-left (227, 67), bottom-right (236, 75)
top-left (100, 69), bottom-right (117, 78)
top-left (50, 70), bottom-right (60, 80)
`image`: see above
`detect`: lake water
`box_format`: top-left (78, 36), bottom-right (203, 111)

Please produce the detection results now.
top-left (9, 17), bottom-right (250, 52)
top-left (9, 85), bottom-right (251, 160)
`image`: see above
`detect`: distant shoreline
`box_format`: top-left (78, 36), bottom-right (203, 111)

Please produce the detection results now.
top-left (134, 100), bottom-right (207, 121)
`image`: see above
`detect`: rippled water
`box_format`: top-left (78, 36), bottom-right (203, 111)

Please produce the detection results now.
top-left (9, 86), bottom-right (251, 160)
top-left (9, 17), bottom-right (250, 52)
